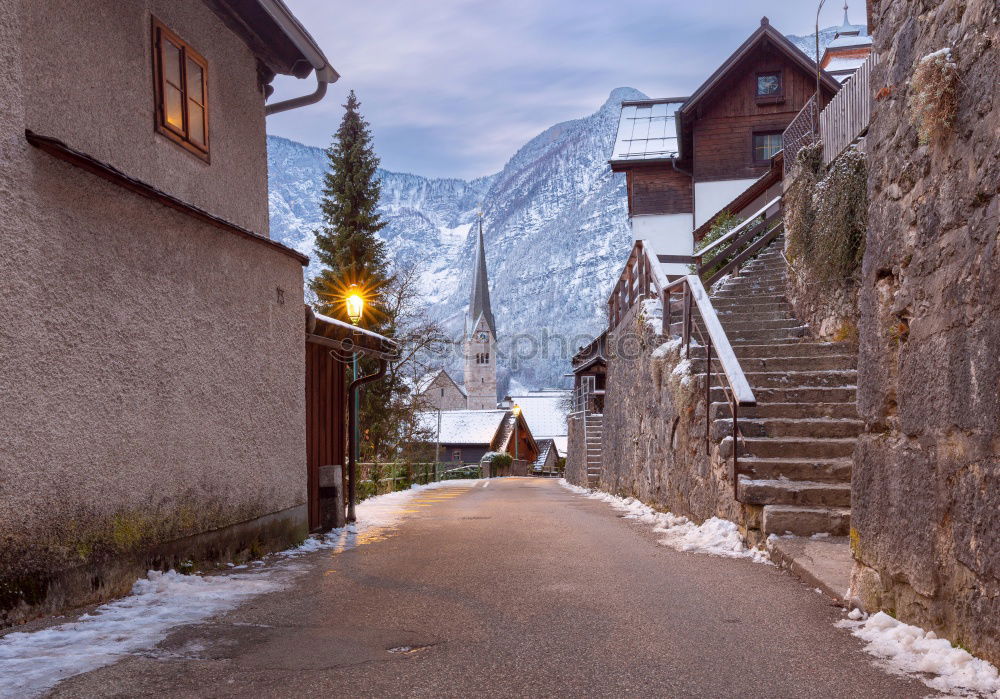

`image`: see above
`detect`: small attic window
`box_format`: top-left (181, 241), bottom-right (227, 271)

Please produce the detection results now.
top-left (152, 19), bottom-right (209, 161)
top-left (755, 71), bottom-right (783, 102)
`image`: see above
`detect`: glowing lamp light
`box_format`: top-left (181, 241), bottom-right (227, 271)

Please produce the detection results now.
top-left (345, 286), bottom-right (364, 326)
top-left (511, 404), bottom-right (521, 417)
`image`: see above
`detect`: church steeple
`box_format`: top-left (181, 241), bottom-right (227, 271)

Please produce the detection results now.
top-left (463, 213), bottom-right (498, 410)
top-left (467, 215), bottom-right (497, 338)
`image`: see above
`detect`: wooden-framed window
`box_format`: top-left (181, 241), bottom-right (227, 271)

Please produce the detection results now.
top-left (452, 450), bottom-right (462, 462)
top-left (152, 19), bottom-right (209, 161)
top-left (755, 71), bottom-right (783, 102)
top-left (752, 131), bottom-right (783, 164)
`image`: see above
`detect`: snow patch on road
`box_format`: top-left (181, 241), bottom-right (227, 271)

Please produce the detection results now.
top-left (559, 479), bottom-right (769, 563)
top-left (837, 612), bottom-right (1000, 697)
top-left (0, 479), bottom-right (479, 697)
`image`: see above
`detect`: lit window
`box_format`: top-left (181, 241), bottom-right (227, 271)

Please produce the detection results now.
top-left (153, 19), bottom-right (209, 160)
top-left (756, 72), bottom-right (782, 98)
top-left (753, 132), bottom-right (783, 163)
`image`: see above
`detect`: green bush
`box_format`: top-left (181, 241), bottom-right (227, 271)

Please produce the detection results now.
top-left (491, 453), bottom-right (512, 469)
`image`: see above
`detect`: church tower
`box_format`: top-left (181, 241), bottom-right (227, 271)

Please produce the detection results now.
top-left (463, 216), bottom-right (497, 410)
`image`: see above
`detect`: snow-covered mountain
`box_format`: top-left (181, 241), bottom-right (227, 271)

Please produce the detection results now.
top-left (267, 26), bottom-right (865, 391)
top-left (786, 22), bottom-right (868, 61)
top-left (268, 87), bottom-right (646, 391)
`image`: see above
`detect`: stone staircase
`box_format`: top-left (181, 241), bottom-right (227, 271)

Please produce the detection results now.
top-left (584, 413), bottom-right (603, 487)
top-left (690, 240), bottom-right (860, 537)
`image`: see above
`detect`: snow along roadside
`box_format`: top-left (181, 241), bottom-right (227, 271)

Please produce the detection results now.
top-left (558, 479), bottom-right (769, 564)
top-left (837, 611), bottom-right (1000, 697)
top-left (0, 479), bottom-right (480, 698)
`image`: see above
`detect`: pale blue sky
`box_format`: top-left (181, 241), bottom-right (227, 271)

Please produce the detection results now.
top-left (267, 0), bottom-right (862, 179)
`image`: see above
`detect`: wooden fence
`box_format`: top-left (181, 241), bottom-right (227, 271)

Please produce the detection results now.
top-left (819, 51), bottom-right (879, 165)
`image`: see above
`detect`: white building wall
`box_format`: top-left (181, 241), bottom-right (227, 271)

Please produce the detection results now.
top-left (694, 179), bottom-right (757, 227)
top-left (630, 213), bottom-right (694, 277)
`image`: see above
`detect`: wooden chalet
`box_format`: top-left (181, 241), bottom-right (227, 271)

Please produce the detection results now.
top-left (415, 409), bottom-right (538, 470)
top-left (609, 17), bottom-right (840, 276)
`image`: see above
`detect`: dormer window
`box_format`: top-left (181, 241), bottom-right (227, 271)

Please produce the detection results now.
top-left (152, 19), bottom-right (209, 161)
top-left (755, 71), bottom-right (783, 103)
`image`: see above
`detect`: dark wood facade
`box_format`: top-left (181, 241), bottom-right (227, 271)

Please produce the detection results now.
top-left (688, 44), bottom-right (828, 182)
top-left (627, 166), bottom-right (694, 216)
top-left (305, 341), bottom-right (345, 531)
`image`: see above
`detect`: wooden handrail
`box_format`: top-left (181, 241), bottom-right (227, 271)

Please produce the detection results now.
top-left (693, 195), bottom-right (781, 261)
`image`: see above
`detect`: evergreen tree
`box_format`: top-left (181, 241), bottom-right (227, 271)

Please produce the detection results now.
top-left (309, 90), bottom-right (390, 323)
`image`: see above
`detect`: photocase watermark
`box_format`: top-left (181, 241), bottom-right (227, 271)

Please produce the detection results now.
top-left (423, 325), bottom-right (658, 369)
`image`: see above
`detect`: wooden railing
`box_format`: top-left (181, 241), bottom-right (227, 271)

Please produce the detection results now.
top-left (783, 52), bottom-right (879, 173)
top-left (664, 275), bottom-right (755, 497)
top-left (693, 196), bottom-right (784, 288)
top-left (820, 51), bottom-right (878, 165)
top-left (607, 239), bottom-right (675, 331)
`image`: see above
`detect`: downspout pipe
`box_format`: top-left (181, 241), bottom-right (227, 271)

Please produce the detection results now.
top-left (258, 0), bottom-right (340, 116)
top-left (346, 358), bottom-right (387, 523)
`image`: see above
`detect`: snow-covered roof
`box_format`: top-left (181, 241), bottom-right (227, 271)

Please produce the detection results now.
top-left (415, 369), bottom-right (466, 397)
top-left (416, 409), bottom-right (507, 445)
top-left (825, 55), bottom-right (868, 76)
top-left (827, 33), bottom-right (872, 50)
top-left (509, 391), bottom-right (570, 439)
top-left (610, 99), bottom-right (683, 163)
top-left (313, 311), bottom-right (395, 345)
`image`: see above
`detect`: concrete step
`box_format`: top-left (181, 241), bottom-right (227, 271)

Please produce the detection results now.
top-left (709, 297), bottom-right (790, 310)
top-left (714, 417), bottom-right (863, 440)
top-left (715, 310), bottom-right (797, 322)
top-left (693, 342), bottom-right (856, 359)
top-left (711, 386), bottom-right (857, 404)
top-left (710, 401), bottom-right (859, 420)
top-left (727, 436), bottom-right (857, 459)
top-left (720, 318), bottom-right (805, 332)
top-left (729, 328), bottom-right (810, 343)
top-left (740, 457), bottom-right (852, 483)
top-left (763, 506), bottom-right (851, 537)
top-left (738, 477), bottom-right (852, 507)
top-left (704, 355), bottom-right (856, 372)
top-left (705, 370), bottom-right (857, 389)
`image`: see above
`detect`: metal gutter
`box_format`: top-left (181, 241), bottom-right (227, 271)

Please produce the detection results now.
top-left (257, 0), bottom-right (340, 115)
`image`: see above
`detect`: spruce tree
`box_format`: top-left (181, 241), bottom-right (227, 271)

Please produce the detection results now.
top-left (310, 90), bottom-right (390, 323)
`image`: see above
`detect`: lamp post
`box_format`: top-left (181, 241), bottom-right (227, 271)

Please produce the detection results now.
top-left (512, 404), bottom-right (521, 464)
top-left (345, 285), bottom-right (364, 522)
top-left (815, 0), bottom-right (828, 136)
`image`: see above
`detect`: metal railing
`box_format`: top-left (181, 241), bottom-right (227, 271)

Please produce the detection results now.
top-left (664, 275), bottom-right (756, 498)
top-left (783, 94), bottom-right (819, 176)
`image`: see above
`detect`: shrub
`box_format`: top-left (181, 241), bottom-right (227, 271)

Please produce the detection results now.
top-left (490, 452), bottom-right (512, 469)
top-left (812, 146), bottom-right (867, 281)
top-left (785, 141), bottom-right (824, 265)
top-left (693, 210), bottom-right (745, 277)
top-left (909, 48), bottom-right (960, 144)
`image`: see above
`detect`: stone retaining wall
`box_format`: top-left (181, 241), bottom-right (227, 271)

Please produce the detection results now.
top-left (852, 0), bottom-right (999, 663)
top-left (600, 301), bottom-right (741, 525)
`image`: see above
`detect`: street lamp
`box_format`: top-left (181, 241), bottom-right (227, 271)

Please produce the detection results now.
top-left (512, 404), bottom-right (521, 464)
top-left (345, 284), bottom-right (364, 522)
top-left (345, 285), bottom-right (364, 326)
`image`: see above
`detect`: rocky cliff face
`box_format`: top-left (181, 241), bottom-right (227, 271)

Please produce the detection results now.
top-left (853, 0), bottom-right (999, 664)
top-left (268, 87), bottom-right (647, 392)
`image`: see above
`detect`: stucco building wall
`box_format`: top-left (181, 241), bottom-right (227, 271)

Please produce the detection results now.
top-left (852, 0), bottom-right (999, 663)
top-left (0, 0), bottom-right (306, 624)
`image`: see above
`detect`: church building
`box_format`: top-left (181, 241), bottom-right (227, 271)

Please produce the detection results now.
top-left (463, 217), bottom-right (498, 409)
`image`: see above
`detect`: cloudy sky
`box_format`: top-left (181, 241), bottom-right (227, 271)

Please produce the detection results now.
top-left (267, 0), bottom-right (861, 179)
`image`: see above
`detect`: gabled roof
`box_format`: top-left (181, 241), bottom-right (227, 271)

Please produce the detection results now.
top-left (416, 410), bottom-right (508, 446)
top-left (416, 369), bottom-right (467, 397)
top-left (467, 218), bottom-right (496, 338)
top-left (609, 99), bottom-right (686, 166)
top-left (509, 391), bottom-right (570, 439)
top-left (206, 0), bottom-right (338, 81)
top-left (675, 17), bottom-right (840, 159)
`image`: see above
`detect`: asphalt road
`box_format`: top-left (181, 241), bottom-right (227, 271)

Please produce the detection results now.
top-left (52, 478), bottom-right (930, 698)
